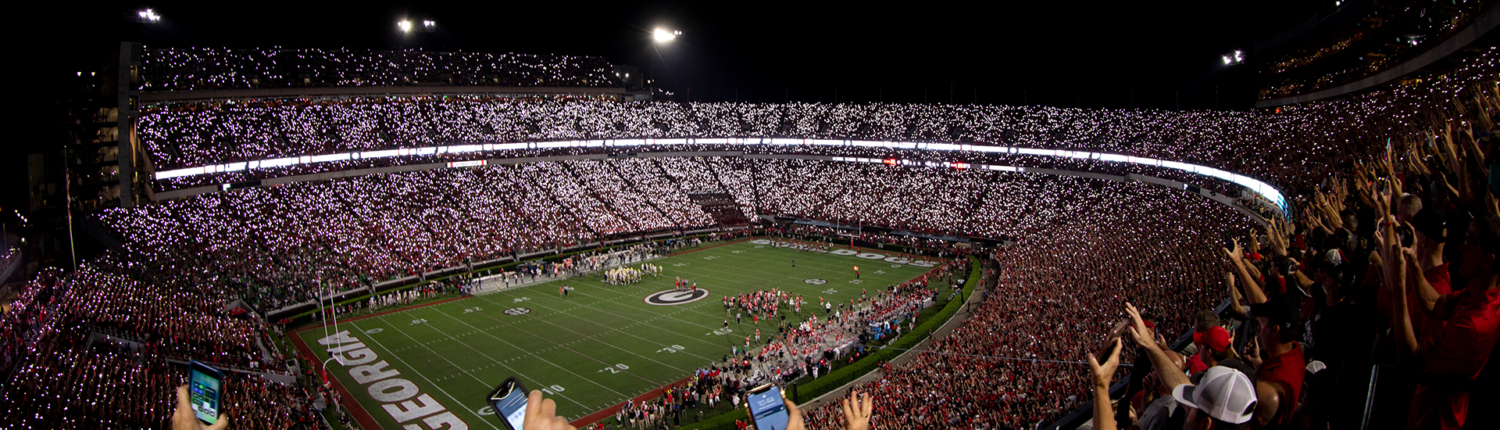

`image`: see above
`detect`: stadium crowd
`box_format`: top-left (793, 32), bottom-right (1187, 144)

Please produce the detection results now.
top-left (138, 96), bottom-right (1332, 191)
top-left (796, 180), bottom-right (1251, 430)
top-left (141, 47), bottom-right (619, 91)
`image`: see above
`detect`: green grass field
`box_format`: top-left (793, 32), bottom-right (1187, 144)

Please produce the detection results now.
top-left (294, 239), bottom-right (944, 430)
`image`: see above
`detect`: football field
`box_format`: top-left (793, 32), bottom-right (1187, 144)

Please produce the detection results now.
top-left (293, 238), bottom-right (945, 430)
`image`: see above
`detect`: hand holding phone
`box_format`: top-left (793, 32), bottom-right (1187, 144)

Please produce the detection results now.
top-left (173, 361), bottom-right (229, 430)
top-left (745, 384), bottom-right (805, 430)
top-left (523, 390), bottom-right (576, 430)
top-left (489, 377), bottom-right (575, 430)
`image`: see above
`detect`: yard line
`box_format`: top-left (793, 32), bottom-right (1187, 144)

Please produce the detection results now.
top-left (381, 315), bottom-right (592, 411)
top-left (350, 320), bottom-right (504, 430)
top-left (458, 308), bottom-right (682, 383)
top-left (428, 307), bottom-right (632, 401)
top-left (481, 289), bottom-right (729, 351)
top-left (473, 293), bottom-right (723, 361)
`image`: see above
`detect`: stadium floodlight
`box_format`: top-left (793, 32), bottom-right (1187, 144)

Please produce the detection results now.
top-left (1222, 50), bottom-right (1245, 66)
top-left (398, 20), bottom-right (413, 33)
top-left (423, 20), bottom-right (436, 29)
top-left (653, 28), bottom-right (680, 43)
top-left (137, 8), bottom-right (161, 23)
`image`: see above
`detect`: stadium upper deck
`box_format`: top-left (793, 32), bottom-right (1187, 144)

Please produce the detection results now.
top-left (1255, 0), bottom-right (1497, 105)
top-left (140, 47), bottom-right (622, 92)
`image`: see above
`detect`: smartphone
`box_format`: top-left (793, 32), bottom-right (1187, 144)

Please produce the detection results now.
top-left (745, 384), bottom-right (790, 430)
top-left (188, 360), bottom-right (224, 425)
top-left (488, 377), bottom-right (528, 430)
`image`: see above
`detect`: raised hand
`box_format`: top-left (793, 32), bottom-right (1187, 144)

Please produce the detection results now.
top-left (172, 385), bottom-right (230, 430)
top-left (1224, 238), bottom-right (1244, 263)
top-left (1244, 336), bottom-right (1263, 369)
top-left (840, 390), bottom-right (874, 430)
top-left (784, 396), bottom-right (808, 430)
top-left (525, 390), bottom-right (576, 430)
top-left (1124, 302), bottom-right (1155, 349)
top-left (1087, 338), bottom-right (1123, 390)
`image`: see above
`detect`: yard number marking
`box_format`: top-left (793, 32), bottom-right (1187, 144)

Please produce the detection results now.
top-left (597, 364), bottom-right (631, 374)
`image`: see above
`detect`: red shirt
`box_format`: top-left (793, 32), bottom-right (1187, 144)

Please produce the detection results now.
top-left (1407, 285), bottom-right (1500, 430)
top-left (1257, 342), bottom-right (1305, 427)
top-left (1414, 263), bottom-right (1453, 341)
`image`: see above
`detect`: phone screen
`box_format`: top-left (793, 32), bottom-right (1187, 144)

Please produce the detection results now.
top-left (489, 378), bottom-right (528, 430)
top-left (189, 362), bottom-right (222, 424)
top-left (747, 386), bottom-right (789, 430)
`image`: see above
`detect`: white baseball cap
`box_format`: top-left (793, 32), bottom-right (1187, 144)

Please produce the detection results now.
top-left (1172, 366), bottom-right (1258, 424)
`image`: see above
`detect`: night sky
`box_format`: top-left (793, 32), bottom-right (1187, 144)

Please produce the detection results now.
top-left (19, 1), bottom-right (1328, 109)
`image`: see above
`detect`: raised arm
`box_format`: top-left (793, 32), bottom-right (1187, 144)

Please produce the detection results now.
top-left (1126, 302), bottom-right (1191, 389)
top-left (1087, 338), bottom-right (1123, 430)
top-left (1383, 214), bottom-right (1421, 362)
top-left (1225, 239), bottom-right (1269, 304)
top-left (1225, 272), bottom-right (1249, 319)
top-left (1400, 243), bottom-right (1455, 320)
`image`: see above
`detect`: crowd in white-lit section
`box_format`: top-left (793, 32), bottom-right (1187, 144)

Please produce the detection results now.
top-left (137, 98), bottom-right (1328, 192)
top-left (107, 158), bottom-right (1260, 314)
top-left (139, 47), bottom-right (620, 91)
top-left (800, 181), bottom-right (1248, 430)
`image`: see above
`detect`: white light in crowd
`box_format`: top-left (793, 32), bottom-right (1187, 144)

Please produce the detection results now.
top-left (138, 8), bottom-right (161, 22)
top-left (653, 28), bottom-right (680, 43)
top-left (398, 20), bottom-right (413, 33)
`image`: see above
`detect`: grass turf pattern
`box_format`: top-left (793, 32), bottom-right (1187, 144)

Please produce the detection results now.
top-left (294, 239), bottom-right (942, 430)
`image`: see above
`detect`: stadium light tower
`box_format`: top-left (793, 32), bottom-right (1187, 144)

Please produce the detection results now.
top-left (137, 8), bottom-right (161, 23)
top-left (422, 20), bottom-right (436, 32)
top-left (1221, 50), bottom-right (1245, 66)
top-left (398, 20), bottom-right (413, 33)
top-left (653, 28), bottom-right (681, 43)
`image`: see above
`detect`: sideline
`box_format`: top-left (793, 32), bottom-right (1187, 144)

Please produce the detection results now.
top-left (667, 237), bottom-right (752, 257)
top-left (290, 295), bottom-right (473, 430)
top-left (289, 332), bottom-right (383, 430)
top-left (568, 375), bottom-right (694, 427)
top-left (796, 260), bottom-right (986, 411)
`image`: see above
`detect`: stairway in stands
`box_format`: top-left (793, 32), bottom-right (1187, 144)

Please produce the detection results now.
top-left (685, 191), bottom-right (750, 227)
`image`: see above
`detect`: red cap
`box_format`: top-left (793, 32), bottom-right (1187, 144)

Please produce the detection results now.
top-left (1143, 320), bottom-right (1156, 329)
top-left (1192, 326), bottom-right (1232, 353)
